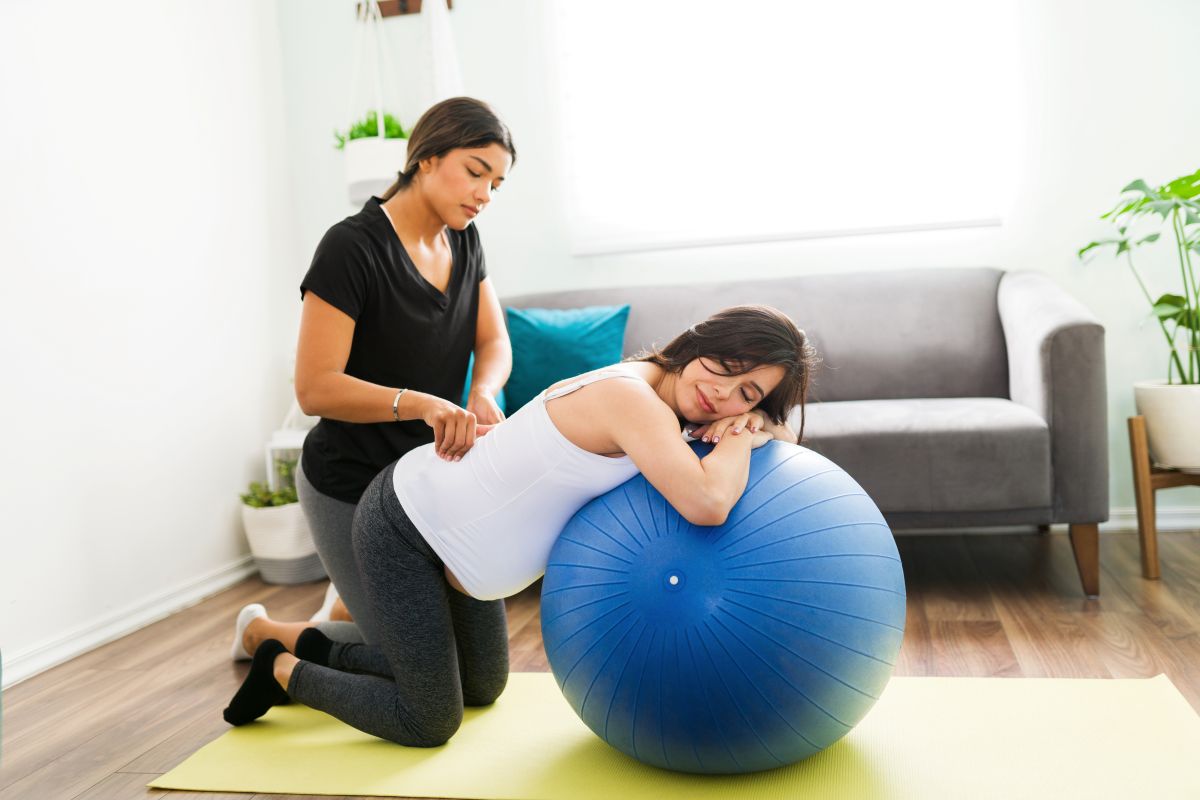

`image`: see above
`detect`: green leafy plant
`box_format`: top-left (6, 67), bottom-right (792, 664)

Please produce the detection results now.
top-left (333, 111), bottom-right (407, 150)
top-left (240, 457), bottom-right (299, 508)
top-left (240, 482), bottom-right (297, 508)
top-left (1079, 168), bottom-right (1200, 384)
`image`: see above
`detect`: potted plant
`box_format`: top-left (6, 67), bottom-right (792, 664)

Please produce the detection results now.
top-left (1080, 167), bottom-right (1200, 472)
top-left (240, 457), bottom-right (327, 584)
top-left (336, 110), bottom-right (409, 205)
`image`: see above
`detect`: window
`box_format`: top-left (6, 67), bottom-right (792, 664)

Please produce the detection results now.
top-left (551, 1), bottom-right (1020, 255)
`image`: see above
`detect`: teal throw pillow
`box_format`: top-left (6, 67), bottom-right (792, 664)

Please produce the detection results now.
top-left (503, 305), bottom-right (631, 412)
top-left (461, 351), bottom-right (507, 414)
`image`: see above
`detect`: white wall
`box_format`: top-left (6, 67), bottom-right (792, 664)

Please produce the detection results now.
top-left (0, 0), bottom-right (296, 685)
top-left (275, 0), bottom-right (1200, 523)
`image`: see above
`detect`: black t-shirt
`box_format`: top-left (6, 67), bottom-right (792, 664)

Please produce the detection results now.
top-left (299, 198), bottom-right (486, 504)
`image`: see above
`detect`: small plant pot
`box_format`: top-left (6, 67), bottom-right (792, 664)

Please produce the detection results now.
top-left (1134, 380), bottom-right (1200, 473)
top-left (345, 136), bottom-right (408, 205)
top-left (241, 503), bottom-right (327, 584)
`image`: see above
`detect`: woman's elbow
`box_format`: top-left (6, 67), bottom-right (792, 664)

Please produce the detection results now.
top-left (680, 498), bottom-right (732, 527)
top-left (696, 509), bottom-right (731, 527)
top-left (294, 381), bottom-right (319, 417)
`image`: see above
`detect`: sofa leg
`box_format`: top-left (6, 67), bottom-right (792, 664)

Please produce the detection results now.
top-left (1068, 523), bottom-right (1100, 597)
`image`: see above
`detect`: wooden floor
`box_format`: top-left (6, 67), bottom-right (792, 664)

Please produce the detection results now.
top-left (4, 529), bottom-right (1200, 799)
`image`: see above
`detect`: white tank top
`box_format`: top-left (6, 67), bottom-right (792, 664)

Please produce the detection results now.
top-left (392, 371), bottom-right (643, 600)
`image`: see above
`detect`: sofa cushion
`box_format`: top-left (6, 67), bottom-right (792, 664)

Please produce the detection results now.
top-left (792, 398), bottom-right (1051, 514)
top-left (502, 304), bottom-right (631, 412)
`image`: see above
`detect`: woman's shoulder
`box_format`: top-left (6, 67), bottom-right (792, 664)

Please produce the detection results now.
top-left (547, 364), bottom-right (664, 404)
top-left (316, 209), bottom-right (378, 255)
top-left (310, 204), bottom-right (397, 277)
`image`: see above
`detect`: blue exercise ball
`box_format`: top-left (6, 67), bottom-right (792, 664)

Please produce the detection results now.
top-left (540, 440), bottom-right (906, 774)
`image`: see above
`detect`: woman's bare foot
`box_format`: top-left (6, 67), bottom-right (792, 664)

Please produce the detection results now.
top-left (242, 615), bottom-right (313, 656)
top-left (329, 597), bottom-right (354, 622)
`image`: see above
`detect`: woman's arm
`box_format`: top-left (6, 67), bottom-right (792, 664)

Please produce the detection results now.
top-left (602, 383), bottom-right (766, 526)
top-left (294, 291), bottom-right (479, 460)
top-left (692, 413), bottom-right (796, 444)
top-left (466, 278), bottom-right (512, 425)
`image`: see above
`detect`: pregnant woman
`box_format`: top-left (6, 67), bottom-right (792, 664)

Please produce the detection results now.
top-left (224, 306), bottom-right (817, 749)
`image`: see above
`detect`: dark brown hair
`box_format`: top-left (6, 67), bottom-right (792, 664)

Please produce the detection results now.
top-left (380, 97), bottom-right (516, 200)
top-left (636, 305), bottom-right (819, 438)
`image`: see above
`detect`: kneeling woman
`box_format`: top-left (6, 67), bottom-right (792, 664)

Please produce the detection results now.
top-left (223, 305), bottom-right (816, 745)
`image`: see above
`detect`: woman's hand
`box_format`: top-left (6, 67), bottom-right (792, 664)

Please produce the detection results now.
top-left (420, 395), bottom-right (478, 461)
top-left (692, 411), bottom-right (765, 444)
top-left (467, 388), bottom-right (505, 426)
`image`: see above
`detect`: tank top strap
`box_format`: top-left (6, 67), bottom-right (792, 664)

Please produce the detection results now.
top-left (543, 370), bottom-right (644, 402)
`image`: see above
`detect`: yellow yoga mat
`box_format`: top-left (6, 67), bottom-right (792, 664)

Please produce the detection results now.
top-left (152, 673), bottom-right (1200, 799)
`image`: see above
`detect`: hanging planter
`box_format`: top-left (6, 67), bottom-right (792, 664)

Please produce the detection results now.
top-left (337, 111), bottom-right (408, 205)
top-left (340, 0), bottom-right (409, 205)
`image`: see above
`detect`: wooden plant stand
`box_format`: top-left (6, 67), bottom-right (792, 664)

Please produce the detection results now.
top-left (1129, 415), bottom-right (1200, 579)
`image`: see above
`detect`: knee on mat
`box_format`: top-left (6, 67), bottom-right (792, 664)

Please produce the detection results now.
top-left (392, 706), bottom-right (464, 748)
top-left (463, 671), bottom-right (508, 707)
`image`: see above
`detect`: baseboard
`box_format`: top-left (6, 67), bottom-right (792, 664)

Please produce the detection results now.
top-left (1100, 506), bottom-right (1200, 534)
top-left (2, 555), bottom-right (257, 689)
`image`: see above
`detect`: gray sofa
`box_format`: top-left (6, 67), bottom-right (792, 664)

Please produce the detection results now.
top-left (504, 267), bottom-right (1108, 596)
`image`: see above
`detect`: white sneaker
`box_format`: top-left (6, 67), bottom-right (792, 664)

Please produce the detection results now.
top-left (309, 582), bottom-right (340, 623)
top-left (231, 603), bottom-right (267, 661)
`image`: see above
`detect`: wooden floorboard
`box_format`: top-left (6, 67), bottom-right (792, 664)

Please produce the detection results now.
top-left (3, 529), bottom-right (1200, 799)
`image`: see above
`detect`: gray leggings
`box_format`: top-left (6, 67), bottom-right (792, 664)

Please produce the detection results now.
top-left (296, 462), bottom-right (375, 645)
top-left (288, 462), bottom-right (510, 746)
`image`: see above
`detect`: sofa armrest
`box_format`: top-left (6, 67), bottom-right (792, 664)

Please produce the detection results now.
top-left (997, 271), bottom-right (1108, 523)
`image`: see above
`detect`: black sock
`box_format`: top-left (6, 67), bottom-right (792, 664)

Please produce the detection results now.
top-left (295, 627), bottom-right (335, 668)
top-left (223, 639), bottom-right (291, 726)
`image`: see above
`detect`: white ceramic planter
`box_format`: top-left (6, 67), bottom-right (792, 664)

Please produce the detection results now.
top-left (345, 136), bottom-right (408, 205)
top-left (241, 502), bottom-right (325, 584)
top-left (1134, 380), bottom-right (1200, 473)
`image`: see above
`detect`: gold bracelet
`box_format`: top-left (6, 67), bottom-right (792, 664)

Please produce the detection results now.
top-left (392, 388), bottom-right (407, 422)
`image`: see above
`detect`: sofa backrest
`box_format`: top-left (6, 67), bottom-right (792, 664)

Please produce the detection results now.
top-left (502, 267), bottom-right (1009, 402)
